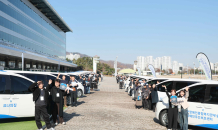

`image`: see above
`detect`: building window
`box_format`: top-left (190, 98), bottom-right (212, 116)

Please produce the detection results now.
top-left (47, 66), bottom-right (50, 69)
top-left (0, 61), bottom-right (5, 67)
top-left (18, 62), bottom-right (22, 68)
top-left (26, 64), bottom-right (30, 68)
top-left (38, 64), bottom-right (41, 69)
top-left (9, 61), bottom-right (15, 68)
top-left (33, 65), bottom-right (36, 69)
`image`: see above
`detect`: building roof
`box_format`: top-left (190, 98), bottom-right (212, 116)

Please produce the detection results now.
top-left (28, 0), bottom-right (72, 32)
top-left (118, 69), bottom-right (136, 74)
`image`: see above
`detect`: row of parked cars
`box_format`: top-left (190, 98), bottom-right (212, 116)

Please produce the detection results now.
top-left (0, 70), bottom-right (91, 119)
top-left (123, 75), bottom-right (218, 130)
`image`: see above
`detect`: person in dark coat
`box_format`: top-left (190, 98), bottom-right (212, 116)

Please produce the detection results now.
top-left (57, 73), bottom-right (68, 108)
top-left (116, 75), bottom-right (119, 84)
top-left (133, 79), bottom-right (139, 100)
top-left (28, 81), bottom-right (55, 130)
top-left (142, 84), bottom-right (150, 110)
top-left (69, 76), bottom-right (78, 107)
top-left (119, 76), bottom-right (124, 89)
top-left (82, 77), bottom-right (87, 94)
top-left (151, 84), bottom-right (159, 112)
top-left (93, 77), bottom-right (98, 90)
top-left (129, 79), bottom-right (134, 96)
top-left (78, 76), bottom-right (83, 83)
top-left (47, 79), bottom-right (68, 125)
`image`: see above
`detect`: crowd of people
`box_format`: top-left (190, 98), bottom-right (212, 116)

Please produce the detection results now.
top-left (29, 72), bottom-right (103, 130)
top-left (116, 75), bottom-right (189, 130)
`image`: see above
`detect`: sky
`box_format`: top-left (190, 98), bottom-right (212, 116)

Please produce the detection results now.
top-left (48, 0), bottom-right (218, 67)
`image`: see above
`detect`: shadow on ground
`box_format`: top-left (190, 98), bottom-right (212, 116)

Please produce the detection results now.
top-left (0, 117), bottom-right (35, 123)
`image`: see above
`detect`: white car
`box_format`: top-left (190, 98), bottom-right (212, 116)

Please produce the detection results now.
top-left (155, 81), bottom-right (218, 130)
top-left (155, 78), bottom-right (206, 103)
top-left (0, 71), bottom-right (35, 119)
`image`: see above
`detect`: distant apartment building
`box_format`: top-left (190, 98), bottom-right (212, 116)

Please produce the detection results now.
top-left (66, 53), bottom-right (80, 60)
top-left (137, 56), bottom-right (145, 71)
top-left (136, 56), bottom-right (185, 73)
top-left (173, 61), bottom-right (183, 74)
top-left (146, 56), bottom-right (153, 67)
top-left (161, 56), bottom-right (172, 70)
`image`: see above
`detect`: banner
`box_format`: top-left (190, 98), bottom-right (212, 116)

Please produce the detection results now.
top-left (148, 64), bottom-right (156, 78)
top-left (196, 52), bottom-right (212, 80)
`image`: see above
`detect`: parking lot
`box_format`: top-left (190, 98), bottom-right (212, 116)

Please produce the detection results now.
top-left (53, 77), bottom-right (166, 130)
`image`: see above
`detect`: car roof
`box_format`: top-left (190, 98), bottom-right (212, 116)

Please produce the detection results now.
top-left (156, 78), bottom-right (218, 86)
top-left (130, 75), bottom-right (153, 79)
top-left (0, 70), bottom-right (34, 82)
top-left (6, 70), bottom-right (56, 77)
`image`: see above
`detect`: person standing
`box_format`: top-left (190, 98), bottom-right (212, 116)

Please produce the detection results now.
top-left (101, 74), bottom-right (103, 81)
top-left (57, 73), bottom-right (68, 108)
top-left (142, 84), bottom-right (150, 110)
top-left (148, 84), bottom-right (152, 110)
top-left (151, 84), bottom-right (158, 112)
top-left (135, 82), bottom-right (143, 108)
top-left (178, 87), bottom-right (189, 130)
top-left (129, 79), bottom-right (134, 96)
top-left (116, 75), bottom-right (119, 84)
top-left (47, 79), bottom-right (68, 126)
top-left (78, 76), bottom-right (83, 83)
top-left (69, 76), bottom-right (78, 107)
top-left (82, 77), bottom-right (87, 94)
top-left (28, 81), bottom-right (55, 130)
top-left (98, 73), bottom-right (101, 82)
top-left (86, 77), bottom-right (91, 94)
top-left (119, 76), bottom-right (124, 89)
top-left (162, 85), bottom-right (178, 130)
top-left (93, 77), bottom-right (98, 90)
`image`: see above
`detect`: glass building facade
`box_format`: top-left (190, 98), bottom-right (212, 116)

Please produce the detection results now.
top-left (0, 0), bottom-right (67, 59)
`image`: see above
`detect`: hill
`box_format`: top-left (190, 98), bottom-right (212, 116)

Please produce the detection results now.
top-left (67, 52), bottom-right (133, 69)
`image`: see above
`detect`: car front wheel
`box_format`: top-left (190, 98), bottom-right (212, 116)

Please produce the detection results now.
top-left (159, 110), bottom-right (168, 126)
top-left (77, 89), bottom-right (83, 98)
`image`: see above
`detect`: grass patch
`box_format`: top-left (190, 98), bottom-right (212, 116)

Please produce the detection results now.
top-left (0, 118), bottom-right (45, 130)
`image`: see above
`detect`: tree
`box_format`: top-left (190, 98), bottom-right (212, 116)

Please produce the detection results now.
top-left (156, 68), bottom-right (160, 72)
top-left (73, 57), bottom-right (115, 75)
top-left (168, 69), bottom-right (173, 74)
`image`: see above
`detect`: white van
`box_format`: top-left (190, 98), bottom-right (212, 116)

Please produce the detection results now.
top-left (0, 71), bottom-right (35, 119)
top-left (155, 81), bottom-right (218, 130)
top-left (155, 79), bottom-right (205, 102)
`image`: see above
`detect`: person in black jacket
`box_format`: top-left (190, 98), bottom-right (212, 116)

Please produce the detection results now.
top-left (28, 81), bottom-right (55, 130)
top-left (47, 79), bottom-right (68, 126)
top-left (82, 77), bottom-right (87, 94)
top-left (151, 84), bottom-right (159, 112)
top-left (162, 85), bottom-right (178, 130)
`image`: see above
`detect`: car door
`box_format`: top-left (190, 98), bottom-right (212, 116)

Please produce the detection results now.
top-left (0, 75), bottom-right (11, 119)
top-left (199, 85), bottom-right (218, 129)
top-left (187, 85), bottom-right (206, 125)
top-left (9, 76), bottom-right (34, 117)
